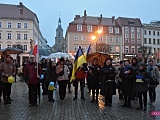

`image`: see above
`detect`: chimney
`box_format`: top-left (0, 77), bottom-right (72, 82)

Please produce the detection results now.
top-left (19, 2), bottom-right (23, 15)
top-left (98, 14), bottom-right (102, 25)
top-left (74, 15), bottom-right (80, 21)
top-left (83, 10), bottom-right (87, 24)
top-left (112, 16), bottom-right (115, 23)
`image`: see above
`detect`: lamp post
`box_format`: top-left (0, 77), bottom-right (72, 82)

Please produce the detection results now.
top-left (91, 29), bottom-right (102, 52)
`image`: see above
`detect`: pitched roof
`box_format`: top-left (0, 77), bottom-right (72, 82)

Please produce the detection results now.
top-left (71, 16), bottom-right (116, 26)
top-left (116, 17), bottom-right (142, 27)
top-left (0, 3), bottom-right (37, 21)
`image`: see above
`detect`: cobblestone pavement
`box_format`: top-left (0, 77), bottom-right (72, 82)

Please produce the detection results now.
top-left (0, 77), bottom-right (160, 120)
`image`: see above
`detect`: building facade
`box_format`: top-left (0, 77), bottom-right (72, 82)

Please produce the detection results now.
top-left (116, 17), bottom-right (143, 60)
top-left (0, 2), bottom-right (48, 65)
top-left (143, 21), bottom-right (160, 63)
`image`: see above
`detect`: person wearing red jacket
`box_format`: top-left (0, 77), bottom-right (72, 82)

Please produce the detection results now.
top-left (73, 64), bottom-right (86, 100)
top-left (24, 55), bottom-right (41, 107)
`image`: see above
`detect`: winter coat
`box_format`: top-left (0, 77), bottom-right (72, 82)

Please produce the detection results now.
top-left (88, 64), bottom-right (101, 89)
top-left (99, 65), bottom-right (116, 95)
top-left (136, 69), bottom-right (150, 93)
top-left (147, 65), bottom-right (159, 87)
top-left (0, 61), bottom-right (16, 83)
top-left (56, 65), bottom-right (69, 81)
top-left (120, 65), bottom-right (135, 96)
top-left (23, 62), bottom-right (41, 85)
top-left (46, 66), bottom-right (57, 83)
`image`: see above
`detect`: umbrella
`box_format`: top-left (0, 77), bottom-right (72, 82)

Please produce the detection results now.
top-left (0, 48), bottom-right (23, 55)
top-left (48, 52), bottom-right (74, 59)
top-left (87, 52), bottom-right (112, 66)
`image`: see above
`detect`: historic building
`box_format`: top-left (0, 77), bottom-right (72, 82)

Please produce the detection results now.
top-left (0, 2), bottom-right (48, 65)
top-left (52, 18), bottom-right (66, 52)
top-left (143, 21), bottom-right (160, 63)
top-left (116, 17), bottom-right (143, 60)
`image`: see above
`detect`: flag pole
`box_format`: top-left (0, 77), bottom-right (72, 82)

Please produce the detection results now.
top-left (36, 40), bottom-right (39, 76)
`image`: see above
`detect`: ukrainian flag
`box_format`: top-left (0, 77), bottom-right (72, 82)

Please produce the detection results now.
top-left (84, 44), bottom-right (91, 59)
top-left (70, 46), bottom-right (87, 82)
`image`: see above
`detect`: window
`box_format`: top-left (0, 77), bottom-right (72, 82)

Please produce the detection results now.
top-left (77, 24), bottom-right (82, 31)
top-left (125, 46), bottom-right (129, 53)
top-left (125, 27), bottom-right (129, 34)
top-left (99, 36), bottom-right (103, 41)
top-left (7, 33), bottom-right (12, 39)
top-left (98, 26), bottom-right (103, 33)
top-left (125, 34), bottom-right (129, 38)
top-left (17, 34), bottom-right (21, 40)
top-left (8, 22), bottom-right (12, 28)
top-left (24, 34), bottom-right (28, 40)
top-left (153, 31), bottom-right (155, 35)
top-left (153, 39), bottom-right (156, 44)
top-left (108, 27), bottom-right (113, 33)
top-left (7, 44), bottom-right (11, 48)
top-left (74, 35), bottom-right (78, 40)
top-left (0, 33), bottom-right (1, 39)
top-left (110, 46), bottom-right (114, 52)
top-left (81, 35), bottom-right (85, 41)
top-left (137, 34), bottom-right (140, 39)
top-left (137, 39), bottom-right (141, 44)
top-left (144, 38), bottom-right (147, 44)
top-left (81, 45), bottom-right (86, 52)
top-left (114, 27), bottom-right (119, 34)
top-left (125, 38), bottom-right (129, 43)
top-left (131, 47), bottom-right (135, 53)
top-left (17, 23), bottom-right (21, 28)
top-left (149, 31), bottom-right (151, 35)
top-left (116, 37), bottom-right (119, 43)
top-left (24, 23), bottom-right (28, 29)
top-left (110, 37), bottom-right (113, 42)
top-left (131, 38), bottom-right (135, 44)
top-left (115, 46), bottom-right (119, 52)
top-left (137, 28), bottom-right (140, 34)
top-left (157, 31), bottom-right (160, 36)
top-left (149, 38), bottom-right (151, 44)
top-left (144, 30), bottom-right (147, 35)
top-left (157, 39), bottom-right (160, 45)
top-left (131, 34), bottom-right (134, 38)
top-left (74, 45), bottom-right (79, 51)
top-left (131, 27), bottom-right (135, 34)
top-left (0, 22), bottom-right (1, 28)
top-left (87, 25), bottom-right (92, 32)
top-left (23, 45), bottom-right (27, 51)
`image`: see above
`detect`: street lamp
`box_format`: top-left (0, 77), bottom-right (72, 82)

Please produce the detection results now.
top-left (91, 29), bottom-right (102, 52)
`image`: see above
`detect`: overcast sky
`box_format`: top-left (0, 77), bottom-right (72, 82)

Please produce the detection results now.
top-left (0, 0), bottom-right (159, 46)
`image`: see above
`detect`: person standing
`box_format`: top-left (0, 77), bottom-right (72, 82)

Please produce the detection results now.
top-left (120, 60), bottom-right (134, 108)
top-left (0, 55), bottom-right (16, 104)
top-left (117, 60), bottom-right (124, 100)
top-left (136, 63), bottom-right (150, 111)
top-left (88, 58), bottom-right (101, 103)
top-left (56, 57), bottom-right (69, 100)
top-left (13, 59), bottom-right (20, 82)
top-left (99, 59), bottom-right (116, 107)
top-left (24, 55), bottom-right (41, 107)
top-left (65, 59), bottom-right (73, 93)
top-left (46, 61), bottom-right (57, 102)
top-left (147, 59), bottom-right (159, 104)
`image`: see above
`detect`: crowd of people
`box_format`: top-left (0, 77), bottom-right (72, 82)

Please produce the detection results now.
top-left (0, 55), bottom-right (159, 111)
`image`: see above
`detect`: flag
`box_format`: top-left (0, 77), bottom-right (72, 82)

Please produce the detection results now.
top-left (32, 40), bottom-right (38, 63)
top-left (70, 46), bottom-right (87, 82)
top-left (84, 44), bottom-right (91, 59)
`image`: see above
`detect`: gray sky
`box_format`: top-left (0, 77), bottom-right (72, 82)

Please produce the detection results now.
top-left (0, 0), bottom-right (160, 46)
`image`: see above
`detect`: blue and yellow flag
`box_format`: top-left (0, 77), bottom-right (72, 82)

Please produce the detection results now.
top-left (84, 44), bottom-right (91, 59)
top-left (70, 46), bottom-right (87, 82)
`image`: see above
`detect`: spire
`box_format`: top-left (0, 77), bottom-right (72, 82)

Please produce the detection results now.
top-left (58, 17), bottom-right (61, 27)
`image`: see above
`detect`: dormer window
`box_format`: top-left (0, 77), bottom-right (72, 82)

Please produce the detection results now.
top-left (128, 19), bottom-right (135, 25)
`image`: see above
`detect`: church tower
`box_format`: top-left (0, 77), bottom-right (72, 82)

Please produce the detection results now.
top-left (52, 17), bottom-right (66, 52)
